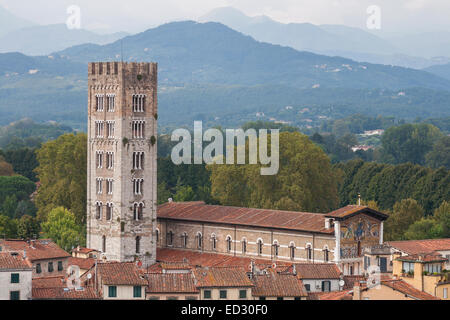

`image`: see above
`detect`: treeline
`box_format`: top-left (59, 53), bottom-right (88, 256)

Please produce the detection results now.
top-left (334, 159), bottom-right (449, 214)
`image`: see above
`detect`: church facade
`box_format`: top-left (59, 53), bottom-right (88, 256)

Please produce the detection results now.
top-left (156, 201), bottom-right (388, 275)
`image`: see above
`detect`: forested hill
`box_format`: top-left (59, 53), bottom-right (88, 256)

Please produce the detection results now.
top-left (56, 21), bottom-right (450, 90)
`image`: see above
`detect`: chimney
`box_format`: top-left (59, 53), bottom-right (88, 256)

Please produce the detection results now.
top-left (353, 282), bottom-right (361, 300)
top-left (23, 249), bottom-right (27, 260)
top-left (292, 264), bottom-right (297, 276)
top-left (325, 218), bottom-right (333, 229)
top-left (168, 198), bottom-right (173, 203)
top-left (358, 194), bottom-right (361, 206)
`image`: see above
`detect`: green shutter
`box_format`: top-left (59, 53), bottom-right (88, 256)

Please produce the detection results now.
top-left (203, 290), bottom-right (211, 299)
top-left (239, 290), bottom-right (247, 299)
top-left (11, 273), bottom-right (19, 283)
top-left (10, 291), bottom-right (20, 300)
top-left (58, 261), bottom-right (63, 271)
top-left (219, 290), bottom-right (227, 299)
top-left (36, 263), bottom-right (41, 274)
top-left (133, 286), bottom-right (141, 298)
top-left (108, 286), bottom-right (117, 297)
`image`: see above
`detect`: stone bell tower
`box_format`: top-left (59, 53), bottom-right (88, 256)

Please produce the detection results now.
top-left (86, 62), bottom-right (157, 265)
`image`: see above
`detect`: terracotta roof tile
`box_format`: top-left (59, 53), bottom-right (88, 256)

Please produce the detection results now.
top-left (147, 273), bottom-right (198, 293)
top-left (0, 239), bottom-right (70, 261)
top-left (326, 205), bottom-right (388, 221)
top-left (343, 275), bottom-right (366, 290)
top-left (68, 257), bottom-right (96, 270)
top-left (193, 267), bottom-right (253, 288)
top-left (0, 252), bottom-right (32, 269)
top-left (295, 263), bottom-right (341, 279)
top-left (32, 276), bottom-right (65, 288)
top-left (387, 239), bottom-right (450, 255)
top-left (381, 279), bottom-right (440, 300)
top-left (252, 272), bottom-right (307, 297)
top-left (97, 262), bottom-right (147, 286)
top-left (396, 252), bottom-right (448, 263)
top-left (313, 290), bottom-right (353, 300)
top-left (32, 287), bottom-right (100, 300)
top-left (158, 202), bottom-right (333, 234)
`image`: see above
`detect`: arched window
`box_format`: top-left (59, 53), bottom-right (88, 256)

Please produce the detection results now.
top-left (323, 247), bottom-right (329, 262)
top-left (102, 235), bottom-right (106, 253)
top-left (136, 236), bottom-right (141, 253)
top-left (289, 242), bottom-right (295, 260)
top-left (167, 231), bottom-right (173, 246)
top-left (306, 244), bottom-right (312, 260)
top-left (257, 239), bottom-right (263, 256)
top-left (196, 232), bottom-right (202, 249)
top-left (272, 241), bottom-right (279, 257)
top-left (226, 236), bottom-right (232, 253)
top-left (211, 234), bottom-right (217, 251)
top-left (133, 203), bottom-right (144, 221)
top-left (106, 203), bottom-right (113, 220)
top-left (181, 233), bottom-right (188, 248)
top-left (155, 229), bottom-right (160, 244)
top-left (242, 238), bottom-right (247, 255)
top-left (96, 202), bottom-right (102, 220)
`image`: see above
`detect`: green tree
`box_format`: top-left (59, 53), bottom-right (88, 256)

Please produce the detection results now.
top-left (173, 185), bottom-right (196, 202)
top-left (0, 155), bottom-right (14, 176)
top-left (425, 136), bottom-right (450, 169)
top-left (0, 175), bottom-right (36, 207)
top-left (35, 133), bottom-right (87, 224)
top-left (0, 215), bottom-right (17, 238)
top-left (381, 123), bottom-right (443, 165)
top-left (384, 199), bottom-right (425, 240)
top-left (17, 215), bottom-right (40, 239)
top-left (2, 195), bottom-right (18, 218)
top-left (14, 200), bottom-right (37, 219)
top-left (41, 207), bottom-right (84, 251)
top-left (208, 132), bottom-right (339, 212)
top-left (433, 201), bottom-right (450, 238)
top-left (404, 218), bottom-right (442, 240)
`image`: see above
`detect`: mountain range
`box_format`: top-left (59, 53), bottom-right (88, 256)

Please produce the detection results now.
top-left (0, 21), bottom-right (449, 130)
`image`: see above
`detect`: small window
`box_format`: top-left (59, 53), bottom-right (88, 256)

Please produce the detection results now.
top-left (167, 296), bottom-right (178, 300)
top-left (48, 262), bottom-right (54, 273)
top-left (203, 290), bottom-right (211, 299)
top-left (304, 284), bottom-right (311, 292)
top-left (239, 290), bottom-right (247, 299)
top-left (10, 291), bottom-right (20, 300)
top-left (57, 261), bottom-right (63, 271)
top-left (186, 296), bottom-right (198, 300)
top-left (133, 286), bottom-right (142, 298)
top-left (277, 297), bottom-right (284, 301)
top-left (294, 297), bottom-right (301, 300)
top-left (36, 263), bottom-right (41, 274)
top-left (259, 296), bottom-right (266, 300)
top-left (219, 290), bottom-right (227, 299)
top-left (257, 240), bottom-right (263, 256)
top-left (11, 273), bottom-right (19, 283)
top-left (108, 286), bottom-right (117, 298)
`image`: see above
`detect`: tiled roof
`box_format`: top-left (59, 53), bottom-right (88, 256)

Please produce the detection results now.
top-left (158, 202), bottom-right (334, 234)
top-left (396, 253), bottom-right (447, 263)
top-left (32, 276), bottom-right (65, 288)
top-left (68, 257), bottom-right (96, 270)
top-left (0, 239), bottom-right (70, 261)
top-left (72, 247), bottom-right (97, 254)
top-left (160, 261), bottom-right (192, 270)
top-left (252, 271), bottom-right (307, 297)
top-left (387, 239), bottom-right (450, 255)
top-left (193, 267), bottom-right (253, 288)
top-left (381, 279), bottom-right (440, 300)
top-left (343, 275), bottom-right (366, 290)
top-left (32, 287), bottom-right (100, 300)
top-left (147, 273), bottom-right (198, 293)
top-left (326, 205), bottom-right (388, 221)
top-left (97, 262), bottom-right (147, 286)
top-left (0, 252), bottom-right (32, 270)
top-left (312, 290), bottom-right (353, 300)
top-left (295, 263), bottom-right (341, 279)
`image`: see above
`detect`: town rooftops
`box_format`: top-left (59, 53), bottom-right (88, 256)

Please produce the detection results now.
top-left (146, 273), bottom-right (198, 294)
top-left (325, 205), bottom-right (388, 221)
top-left (32, 276), bottom-right (65, 288)
top-left (68, 257), bottom-right (96, 271)
top-left (72, 247), bottom-right (97, 254)
top-left (395, 253), bottom-right (448, 263)
top-left (294, 263), bottom-right (341, 279)
top-left (32, 287), bottom-right (100, 300)
top-left (251, 271), bottom-right (307, 297)
top-left (97, 262), bottom-right (147, 286)
top-left (387, 238), bottom-right (450, 255)
top-left (381, 279), bottom-right (440, 300)
top-left (192, 267), bottom-right (253, 288)
top-left (0, 252), bottom-right (32, 270)
top-left (158, 202), bottom-right (334, 234)
top-left (0, 239), bottom-right (70, 262)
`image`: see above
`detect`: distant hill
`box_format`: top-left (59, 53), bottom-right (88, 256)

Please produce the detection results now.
top-left (56, 21), bottom-right (450, 90)
top-left (423, 63), bottom-right (450, 81)
top-left (0, 21), bottom-right (450, 130)
top-left (199, 7), bottom-right (397, 56)
top-left (0, 6), bottom-right (35, 38)
top-left (0, 24), bottom-right (129, 56)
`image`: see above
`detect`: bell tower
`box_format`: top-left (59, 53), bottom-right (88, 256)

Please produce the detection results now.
top-left (86, 62), bottom-right (157, 265)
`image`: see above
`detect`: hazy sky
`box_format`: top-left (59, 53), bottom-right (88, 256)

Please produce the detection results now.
top-left (2, 0), bottom-right (450, 34)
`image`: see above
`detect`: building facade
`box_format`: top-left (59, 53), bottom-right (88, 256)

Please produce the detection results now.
top-left (86, 62), bottom-right (158, 265)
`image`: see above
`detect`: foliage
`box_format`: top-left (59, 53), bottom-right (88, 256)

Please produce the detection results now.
top-left (425, 136), bottom-right (450, 169)
top-left (384, 199), bottom-right (425, 241)
top-left (0, 147), bottom-right (39, 181)
top-left (0, 155), bottom-right (14, 176)
top-left (35, 133), bottom-right (87, 223)
top-left (0, 215), bottom-right (17, 238)
top-left (14, 200), bottom-right (37, 219)
top-left (208, 132), bottom-right (339, 212)
top-left (17, 215), bottom-right (40, 239)
top-left (41, 207), bottom-right (84, 251)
